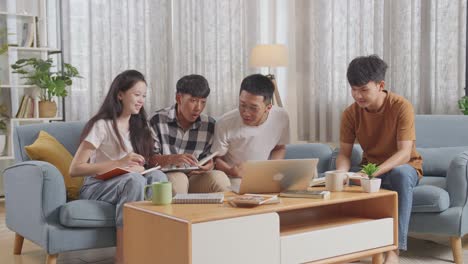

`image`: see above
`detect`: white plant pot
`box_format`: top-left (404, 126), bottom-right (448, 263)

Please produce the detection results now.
top-left (0, 134), bottom-right (5, 156)
top-left (361, 178), bottom-right (382, 193)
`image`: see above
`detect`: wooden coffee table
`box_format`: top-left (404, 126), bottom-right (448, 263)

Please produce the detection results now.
top-left (124, 186), bottom-right (397, 264)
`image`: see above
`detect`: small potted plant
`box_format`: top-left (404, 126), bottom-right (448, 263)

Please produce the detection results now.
top-left (360, 163), bottom-right (381, 193)
top-left (458, 96), bottom-right (468, 115)
top-left (11, 58), bottom-right (80, 117)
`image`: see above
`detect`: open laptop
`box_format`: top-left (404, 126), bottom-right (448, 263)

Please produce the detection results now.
top-left (230, 159), bottom-right (319, 194)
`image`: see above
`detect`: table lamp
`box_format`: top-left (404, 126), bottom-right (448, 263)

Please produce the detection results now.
top-left (249, 44), bottom-right (288, 107)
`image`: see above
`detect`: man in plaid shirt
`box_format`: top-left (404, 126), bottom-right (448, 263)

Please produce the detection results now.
top-left (149, 75), bottom-right (230, 194)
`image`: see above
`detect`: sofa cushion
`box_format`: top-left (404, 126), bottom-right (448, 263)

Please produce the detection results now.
top-left (412, 185), bottom-right (450, 213)
top-left (329, 145), bottom-right (363, 172)
top-left (60, 200), bottom-right (115, 228)
top-left (418, 176), bottom-right (446, 189)
top-left (417, 146), bottom-right (468, 176)
top-left (285, 143), bottom-right (332, 173)
top-left (25, 130), bottom-right (84, 200)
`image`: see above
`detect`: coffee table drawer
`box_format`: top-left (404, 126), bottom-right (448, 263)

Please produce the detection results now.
top-left (280, 217), bottom-right (393, 263)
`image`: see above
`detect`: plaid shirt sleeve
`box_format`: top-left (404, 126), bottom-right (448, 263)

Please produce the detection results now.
top-left (198, 117), bottom-right (216, 159)
top-left (149, 115), bottom-right (162, 155)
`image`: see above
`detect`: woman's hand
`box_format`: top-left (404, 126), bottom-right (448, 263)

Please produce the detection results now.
top-left (126, 165), bottom-right (145, 173)
top-left (119, 152), bottom-right (145, 167)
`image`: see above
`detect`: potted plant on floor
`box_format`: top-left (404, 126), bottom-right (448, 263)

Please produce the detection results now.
top-left (360, 163), bottom-right (381, 193)
top-left (11, 58), bottom-right (80, 117)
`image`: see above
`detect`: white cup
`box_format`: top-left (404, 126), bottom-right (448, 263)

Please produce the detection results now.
top-left (324, 170), bottom-right (353, 192)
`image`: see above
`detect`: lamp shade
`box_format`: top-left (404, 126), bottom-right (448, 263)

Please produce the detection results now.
top-left (249, 44), bottom-right (288, 67)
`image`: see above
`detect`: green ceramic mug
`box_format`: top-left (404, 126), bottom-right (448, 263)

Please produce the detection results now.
top-left (144, 181), bottom-right (172, 205)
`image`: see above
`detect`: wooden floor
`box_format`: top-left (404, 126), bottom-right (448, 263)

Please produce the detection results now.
top-left (0, 199), bottom-right (114, 264)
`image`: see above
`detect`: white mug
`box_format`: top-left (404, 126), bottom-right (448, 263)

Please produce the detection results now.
top-left (324, 170), bottom-right (353, 192)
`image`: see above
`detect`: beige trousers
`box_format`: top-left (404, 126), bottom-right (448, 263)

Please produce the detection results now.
top-left (167, 170), bottom-right (231, 194)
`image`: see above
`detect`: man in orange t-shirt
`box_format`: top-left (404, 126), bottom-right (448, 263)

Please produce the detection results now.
top-left (336, 55), bottom-right (422, 264)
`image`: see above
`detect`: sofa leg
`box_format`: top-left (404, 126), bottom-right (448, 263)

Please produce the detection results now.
top-left (13, 233), bottom-right (24, 255)
top-left (46, 254), bottom-right (58, 264)
top-left (450, 236), bottom-right (463, 264)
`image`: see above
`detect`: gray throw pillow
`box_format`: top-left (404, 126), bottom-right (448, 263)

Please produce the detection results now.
top-left (417, 146), bottom-right (468, 176)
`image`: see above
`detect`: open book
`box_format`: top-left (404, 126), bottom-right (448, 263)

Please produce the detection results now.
top-left (161, 151), bottom-right (219, 173)
top-left (229, 194), bottom-right (279, 208)
top-left (95, 166), bottom-right (161, 181)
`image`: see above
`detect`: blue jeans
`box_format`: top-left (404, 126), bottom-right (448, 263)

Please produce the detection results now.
top-left (379, 164), bottom-right (419, 250)
top-left (80, 170), bottom-right (168, 227)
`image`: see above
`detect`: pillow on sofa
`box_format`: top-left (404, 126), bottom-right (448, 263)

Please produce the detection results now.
top-left (417, 146), bottom-right (468, 176)
top-left (329, 145), bottom-right (363, 172)
top-left (25, 130), bottom-right (83, 200)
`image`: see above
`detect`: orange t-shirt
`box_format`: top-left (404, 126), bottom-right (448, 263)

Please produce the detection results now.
top-left (340, 91), bottom-right (423, 177)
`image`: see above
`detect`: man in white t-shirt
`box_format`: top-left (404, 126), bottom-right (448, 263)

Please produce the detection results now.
top-left (212, 74), bottom-right (290, 178)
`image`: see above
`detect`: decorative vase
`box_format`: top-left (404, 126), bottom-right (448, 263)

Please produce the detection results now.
top-left (361, 178), bottom-right (382, 193)
top-left (0, 134), bottom-right (6, 156)
top-left (39, 101), bottom-right (57, 118)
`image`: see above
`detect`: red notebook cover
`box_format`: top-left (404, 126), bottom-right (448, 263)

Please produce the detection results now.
top-left (95, 166), bottom-right (161, 181)
top-left (95, 167), bottom-right (130, 181)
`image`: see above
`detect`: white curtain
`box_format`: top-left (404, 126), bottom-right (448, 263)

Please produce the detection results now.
top-left (296, 0), bottom-right (466, 142)
top-left (62, 0), bottom-right (259, 121)
top-left (62, 0), bottom-right (467, 142)
top-left (62, 0), bottom-right (172, 121)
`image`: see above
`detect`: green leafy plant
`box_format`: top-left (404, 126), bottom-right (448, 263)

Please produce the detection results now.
top-left (0, 27), bottom-right (9, 85)
top-left (0, 104), bottom-right (8, 134)
top-left (361, 163), bottom-right (379, 179)
top-left (458, 96), bottom-right (468, 115)
top-left (11, 58), bottom-right (81, 102)
top-left (0, 119), bottom-right (6, 133)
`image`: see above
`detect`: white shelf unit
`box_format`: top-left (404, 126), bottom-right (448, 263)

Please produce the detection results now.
top-left (0, 0), bottom-right (63, 159)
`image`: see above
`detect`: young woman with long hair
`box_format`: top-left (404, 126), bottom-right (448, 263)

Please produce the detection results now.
top-left (69, 70), bottom-right (166, 263)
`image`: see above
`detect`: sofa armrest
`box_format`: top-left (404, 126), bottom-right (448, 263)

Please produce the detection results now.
top-left (446, 152), bottom-right (468, 207)
top-left (3, 161), bottom-right (66, 244)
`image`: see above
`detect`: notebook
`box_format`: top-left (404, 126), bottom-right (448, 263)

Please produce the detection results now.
top-left (95, 166), bottom-right (161, 181)
top-left (172, 193), bottom-right (224, 204)
top-left (161, 151), bottom-right (219, 173)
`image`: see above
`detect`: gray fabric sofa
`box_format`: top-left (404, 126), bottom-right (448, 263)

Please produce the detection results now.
top-left (285, 115), bottom-right (468, 264)
top-left (3, 115), bottom-right (468, 263)
top-left (3, 121), bottom-right (115, 264)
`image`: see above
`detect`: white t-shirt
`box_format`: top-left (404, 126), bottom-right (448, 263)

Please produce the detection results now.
top-left (211, 105), bottom-right (290, 167)
top-left (84, 119), bottom-right (133, 163)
